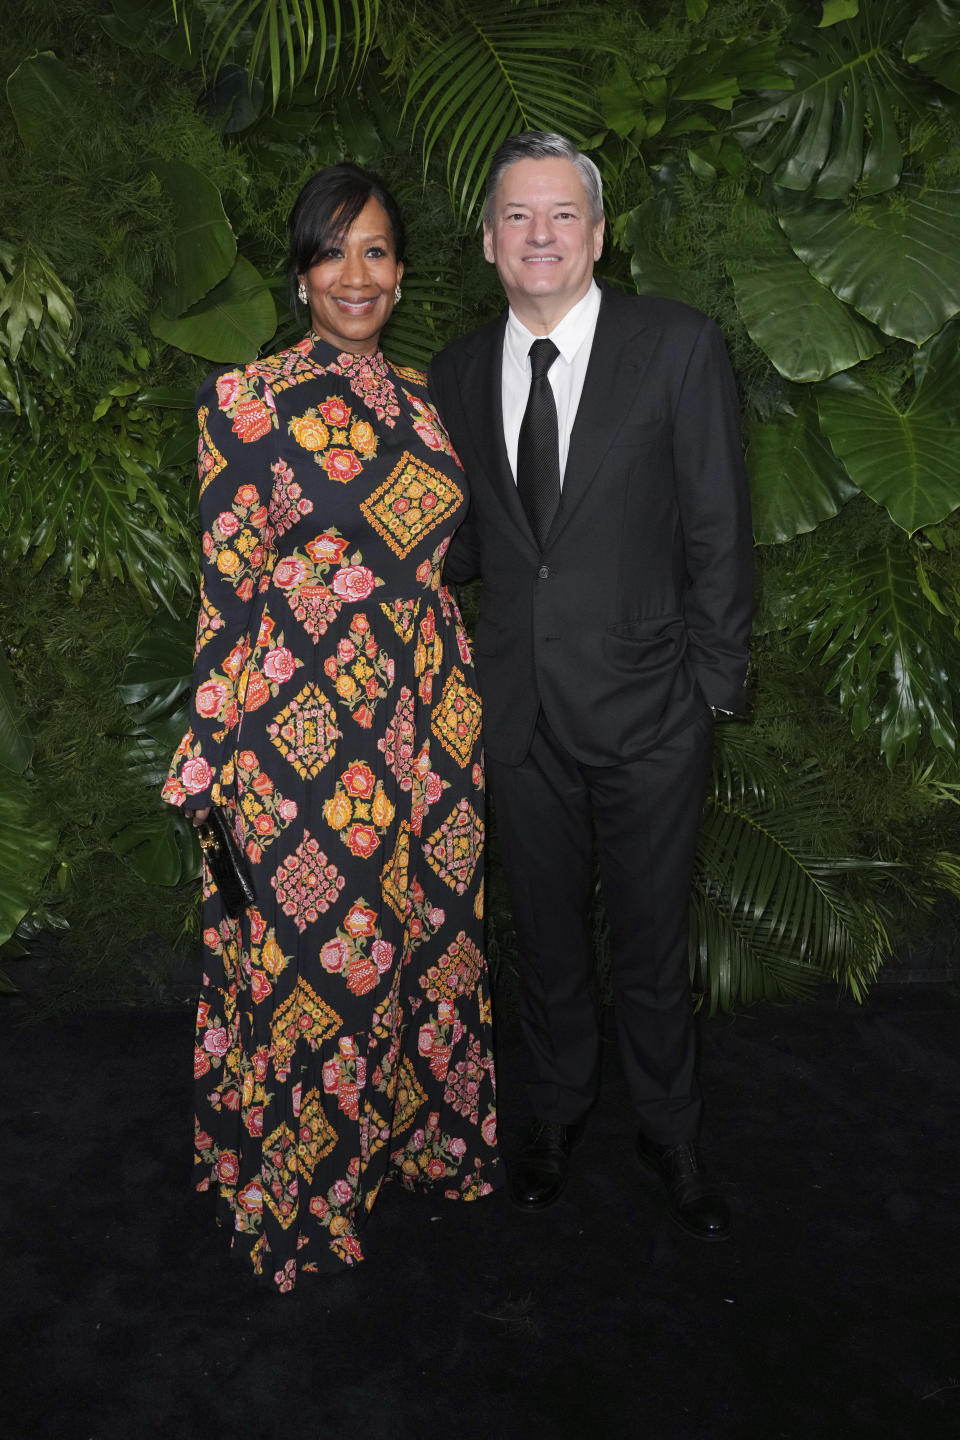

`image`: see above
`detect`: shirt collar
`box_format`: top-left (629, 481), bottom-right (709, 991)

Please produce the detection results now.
top-left (505, 280), bottom-right (601, 369)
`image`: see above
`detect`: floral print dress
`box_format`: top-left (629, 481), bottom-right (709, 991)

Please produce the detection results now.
top-left (163, 335), bottom-right (500, 1290)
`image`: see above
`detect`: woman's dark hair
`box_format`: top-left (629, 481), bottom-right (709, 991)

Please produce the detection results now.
top-left (287, 163), bottom-right (406, 311)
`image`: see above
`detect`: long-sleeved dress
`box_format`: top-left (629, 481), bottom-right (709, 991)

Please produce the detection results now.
top-left (163, 334), bottom-right (500, 1290)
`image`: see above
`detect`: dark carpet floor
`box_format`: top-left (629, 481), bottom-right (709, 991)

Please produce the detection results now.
top-left (2, 980), bottom-right (959, 1440)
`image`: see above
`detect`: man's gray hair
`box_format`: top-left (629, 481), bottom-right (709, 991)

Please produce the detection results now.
top-left (482, 131), bottom-right (604, 226)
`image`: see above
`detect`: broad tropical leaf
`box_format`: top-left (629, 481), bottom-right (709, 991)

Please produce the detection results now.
top-left (903, 0), bottom-right (960, 95)
top-left (779, 184), bottom-right (960, 347)
top-left (727, 241), bottom-right (881, 383)
top-left (109, 806), bottom-right (200, 886)
top-left (0, 773), bottom-right (58, 949)
top-left (623, 200), bottom-right (699, 305)
top-left (746, 390), bottom-right (858, 544)
top-left (796, 543), bottom-right (959, 766)
top-left (730, 0), bottom-right (912, 197)
top-left (404, 0), bottom-right (601, 219)
top-left (151, 254), bottom-right (277, 362)
top-left (5, 51), bottom-right (89, 153)
top-left (117, 611), bottom-right (194, 723)
top-left (815, 323), bottom-right (960, 533)
top-left (152, 160), bottom-right (237, 319)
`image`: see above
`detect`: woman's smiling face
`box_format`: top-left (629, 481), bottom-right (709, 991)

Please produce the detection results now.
top-left (299, 195), bottom-right (403, 355)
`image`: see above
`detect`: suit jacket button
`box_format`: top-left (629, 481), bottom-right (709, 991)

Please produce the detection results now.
top-left (537, 565), bottom-right (550, 579)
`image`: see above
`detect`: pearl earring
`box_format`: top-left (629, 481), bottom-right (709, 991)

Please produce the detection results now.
top-left (394, 284), bottom-right (402, 303)
top-left (297, 281), bottom-right (308, 304)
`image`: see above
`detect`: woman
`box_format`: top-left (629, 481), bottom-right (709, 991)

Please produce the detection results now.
top-left (163, 164), bottom-right (500, 1291)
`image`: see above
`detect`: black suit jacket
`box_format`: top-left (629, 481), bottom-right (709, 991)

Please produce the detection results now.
top-left (429, 287), bottom-right (754, 767)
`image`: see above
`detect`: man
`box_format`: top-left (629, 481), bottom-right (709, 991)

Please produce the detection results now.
top-left (429, 132), bottom-right (753, 1240)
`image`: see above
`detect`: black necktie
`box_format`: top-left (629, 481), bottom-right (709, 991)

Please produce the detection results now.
top-left (516, 338), bottom-right (560, 548)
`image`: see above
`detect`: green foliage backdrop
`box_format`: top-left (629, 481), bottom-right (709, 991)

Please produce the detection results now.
top-left (3, 0), bottom-right (960, 1006)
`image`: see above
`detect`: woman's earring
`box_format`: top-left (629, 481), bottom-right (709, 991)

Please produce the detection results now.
top-left (394, 284), bottom-right (402, 303)
top-left (297, 281), bottom-right (308, 304)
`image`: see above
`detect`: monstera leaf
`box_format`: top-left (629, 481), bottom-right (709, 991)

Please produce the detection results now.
top-left (730, 0), bottom-right (911, 197)
top-left (151, 254), bottom-right (277, 362)
top-left (746, 390), bottom-right (858, 544)
top-left (728, 238), bottom-right (881, 382)
top-left (903, 0), bottom-right (960, 94)
top-left (152, 161), bottom-right (237, 319)
top-left (779, 184), bottom-right (960, 346)
top-left (404, 0), bottom-right (600, 218)
top-left (815, 323), bottom-right (960, 533)
top-left (797, 543), bottom-right (959, 766)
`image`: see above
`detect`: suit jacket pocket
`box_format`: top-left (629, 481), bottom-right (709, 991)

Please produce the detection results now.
top-left (603, 616), bottom-right (686, 676)
top-left (606, 615), bottom-right (682, 641)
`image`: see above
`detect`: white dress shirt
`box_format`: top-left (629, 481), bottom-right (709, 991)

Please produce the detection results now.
top-left (502, 280), bottom-right (602, 486)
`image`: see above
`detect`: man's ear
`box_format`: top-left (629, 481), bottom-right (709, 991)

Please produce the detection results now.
top-left (482, 224), bottom-right (495, 265)
top-left (593, 218), bottom-right (605, 262)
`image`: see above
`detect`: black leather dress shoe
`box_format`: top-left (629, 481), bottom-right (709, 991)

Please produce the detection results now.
top-left (510, 1118), bottom-right (586, 1211)
top-left (635, 1133), bottom-right (730, 1241)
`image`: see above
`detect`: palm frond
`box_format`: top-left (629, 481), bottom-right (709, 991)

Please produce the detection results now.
top-left (692, 758), bottom-right (897, 1012)
top-left (404, 1), bottom-right (603, 220)
top-left (174, 0), bottom-right (379, 109)
top-left (381, 270), bottom-right (471, 370)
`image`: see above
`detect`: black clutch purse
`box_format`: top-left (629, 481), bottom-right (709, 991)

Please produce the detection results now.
top-left (196, 807), bottom-right (256, 918)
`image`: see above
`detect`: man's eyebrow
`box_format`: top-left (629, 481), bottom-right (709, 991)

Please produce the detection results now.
top-left (499, 199), bottom-right (582, 210)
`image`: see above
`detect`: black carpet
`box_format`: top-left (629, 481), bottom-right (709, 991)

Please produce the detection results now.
top-left (3, 981), bottom-right (959, 1440)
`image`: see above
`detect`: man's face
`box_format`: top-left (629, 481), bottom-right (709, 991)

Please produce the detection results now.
top-left (483, 156), bottom-right (604, 320)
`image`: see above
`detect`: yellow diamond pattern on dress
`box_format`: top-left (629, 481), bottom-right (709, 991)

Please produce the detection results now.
top-left (380, 821), bottom-right (411, 922)
top-left (423, 799), bottom-right (484, 895)
top-left (271, 977), bottom-right (342, 1076)
top-left (268, 682), bottom-right (341, 778)
top-left (197, 406), bottom-right (227, 498)
top-left (361, 1102), bottom-right (390, 1165)
top-left (392, 1055), bottom-right (428, 1134)
top-left (195, 590), bottom-right (222, 653)
top-left (360, 451), bottom-right (464, 559)
top-left (380, 598), bottom-right (419, 644)
top-left (431, 666), bottom-right (482, 768)
top-left (296, 1086), bottom-right (338, 1183)
top-left (261, 1120), bottom-right (298, 1228)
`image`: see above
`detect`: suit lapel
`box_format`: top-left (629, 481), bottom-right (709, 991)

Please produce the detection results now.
top-left (546, 292), bottom-right (662, 547)
top-left (460, 314), bottom-right (537, 545)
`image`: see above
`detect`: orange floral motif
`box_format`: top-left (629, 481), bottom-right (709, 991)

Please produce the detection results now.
top-left (289, 413), bottom-right (330, 451)
top-left (323, 761), bottom-right (395, 858)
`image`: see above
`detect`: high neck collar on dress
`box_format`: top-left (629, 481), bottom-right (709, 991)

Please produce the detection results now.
top-left (309, 333), bottom-right (389, 378)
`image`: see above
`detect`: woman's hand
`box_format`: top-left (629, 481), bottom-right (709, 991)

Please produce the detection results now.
top-left (185, 807), bottom-right (211, 828)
